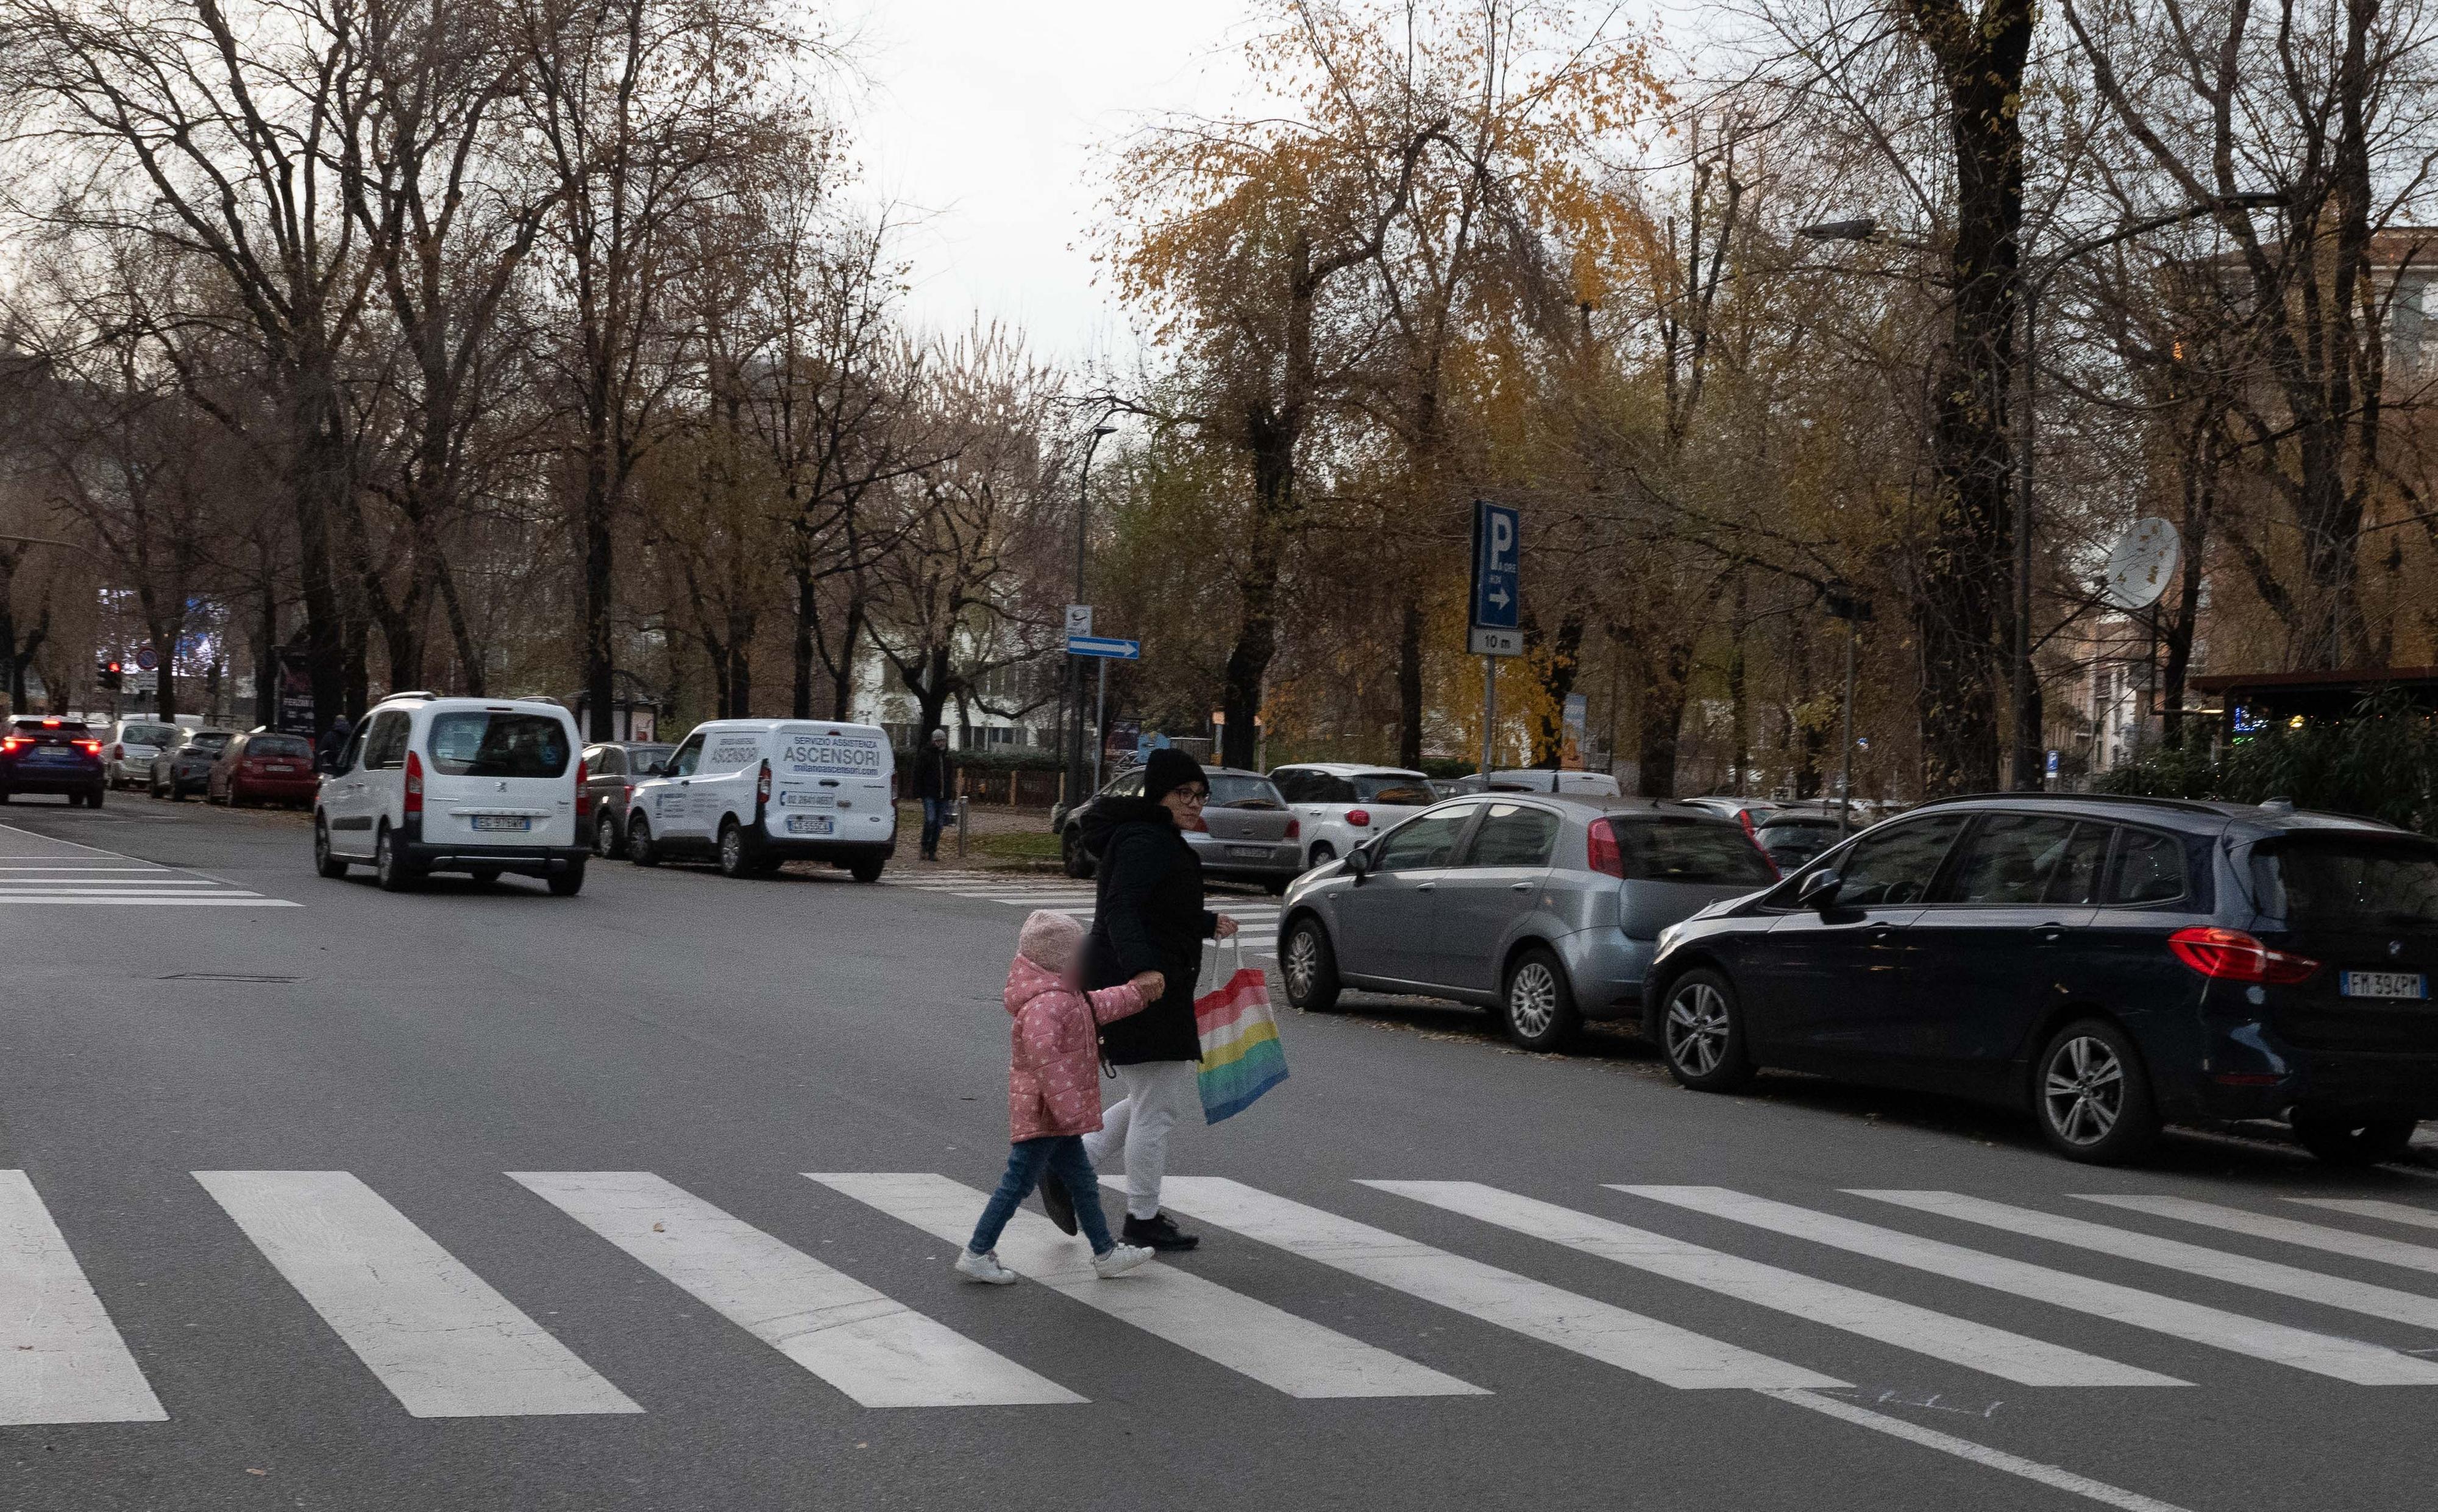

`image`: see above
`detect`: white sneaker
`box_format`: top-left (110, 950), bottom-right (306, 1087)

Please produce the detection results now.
top-left (954, 1248), bottom-right (1017, 1285)
top-left (1092, 1242), bottom-right (1154, 1279)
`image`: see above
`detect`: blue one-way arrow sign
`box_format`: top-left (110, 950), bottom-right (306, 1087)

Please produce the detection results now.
top-left (1470, 500), bottom-right (1520, 631)
top-left (1066, 635), bottom-right (1140, 660)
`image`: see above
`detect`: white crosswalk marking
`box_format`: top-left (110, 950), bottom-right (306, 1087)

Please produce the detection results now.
top-left (1154, 1177), bottom-right (1843, 1390)
top-left (809, 1173), bottom-right (1480, 1398)
top-left (0, 831), bottom-right (296, 906)
top-left (0, 1171), bottom-right (166, 1424)
top-left (1367, 1182), bottom-right (2180, 1387)
top-left (1620, 1186), bottom-right (2438, 1385)
top-left (2290, 1197), bottom-right (2438, 1233)
top-left (513, 1172), bottom-right (1078, 1408)
top-left (196, 1171), bottom-right (639, 1418)
top-left (1857, 1190), bottom-right (2438, 1333)
top-left (2078, 1194), bottom-right (2438, 1277)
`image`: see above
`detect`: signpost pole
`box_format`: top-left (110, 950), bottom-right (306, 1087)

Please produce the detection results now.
top-left (1093, 659), bottom-right (1107, 792)
top-left (1837, 619), bottom-right (1857, 840)
top-left (1480, 657), bottom-right (1496, 777)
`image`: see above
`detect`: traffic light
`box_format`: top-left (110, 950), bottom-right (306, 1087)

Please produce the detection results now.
top-left (98, 660), bottom-right (122, 690)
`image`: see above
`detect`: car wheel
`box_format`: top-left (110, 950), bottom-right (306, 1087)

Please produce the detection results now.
top-left (1308, 842), bottom-right (1336, 867)
top-left (1061, 827), bottom-right (1093, 879)
top-left (0, 788), bottom-right (10, 804)
top-left (1263, 876), bottom-right (1290, 896)
top-left (374, 826), bottom-right (419, 893)
top-left (594, 810), bottom-right (619, 859)
top-left (1501, 946), bottom-right (1580, 1052)
top-left (627, 814), bottom-right (661, 866)
top-left (67, 790), bottom-right (84, 808)
top-left (717, 819), bottom-right (759, 878)
top-left (849, 858), bottom-right (885, 884)
top-left (2034, 1018), bottom-right (2159, 1165)
top-left (1281, 916), bottom-right (1341, 1012)
top-left (2292, 1113), bottom-right (2420, 1166)
top-left (1661, 968), bottom-right (1757, 1091)
top-left (148, 776), bottom-right (163, 798)
top-left (313, 816), bottom-right (349, 879)
top-left (547, 860), bottom-right (586, 897)
top-left (88, 785), bottom-right (104, 809)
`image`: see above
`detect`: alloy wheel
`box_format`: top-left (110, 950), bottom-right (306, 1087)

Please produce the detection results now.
top-left (1665, 981), bottom-right (1732, 1079)
top-left (2044, 1034), bottom-right (2125, 1146)
top-left (1507, 961), bottom-right (1560, 1040)
top-left (1284, 928), bottom-right (1320, 999)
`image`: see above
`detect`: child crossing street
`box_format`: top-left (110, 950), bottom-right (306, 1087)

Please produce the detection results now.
top-left (955, 910), bottom-right (1163, 1283)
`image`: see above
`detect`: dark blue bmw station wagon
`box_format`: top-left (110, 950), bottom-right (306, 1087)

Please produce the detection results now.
top-left (1642, 793), bottom-right (2438, 1165)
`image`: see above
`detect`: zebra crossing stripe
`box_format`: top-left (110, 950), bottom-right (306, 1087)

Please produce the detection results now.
top-left (196, 1171), bottom-right (639, 1418)
top-left (2289, 1197), bottom-right (2438, 1233)
top-left (809, 1174), bottom-right (1479, 1399)
top-left (1621, 1187), bottom-right (2438, 1385)
top-left (1366, 1182), bottom-right (2180, 1388)
top-left (513, 1172), bottom-right (1078, 1408)
top-left (0, 896), bottom-right (300, 906)
top-left (1761, 1390), bottom-right (2197, 1512)
top-left (1857, 1190), bottom-right (2438, 1333)
top-left (0, 1171), bottom-right (166, 1424)
top-left (1154, 1177), bottom-right (1843, 1390)
top-left (2078, 1194), bottom-right (2438, 1277)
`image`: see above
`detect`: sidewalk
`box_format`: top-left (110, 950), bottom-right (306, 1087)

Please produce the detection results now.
top-left (895, 801), bottom-right (1063, 871)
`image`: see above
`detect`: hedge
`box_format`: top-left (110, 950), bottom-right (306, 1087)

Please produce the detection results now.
top-left (2095, 695), bottom-right (2438, 836)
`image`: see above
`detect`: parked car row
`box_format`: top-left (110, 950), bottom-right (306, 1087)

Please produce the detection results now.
top-left (1274, 787), bottom-right (2438, 1169)
top-left (104, 722), bottom-right (322, 807)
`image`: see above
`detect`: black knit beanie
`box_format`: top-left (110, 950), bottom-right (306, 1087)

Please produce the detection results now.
top-left (1143, 747), bottom-right (1207, 803)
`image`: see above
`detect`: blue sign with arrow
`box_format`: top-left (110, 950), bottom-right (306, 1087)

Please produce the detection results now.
top-left (1470, 500), bottom-right (1519, 631)
top-left (1066, 635), bottom-right (1140, 661)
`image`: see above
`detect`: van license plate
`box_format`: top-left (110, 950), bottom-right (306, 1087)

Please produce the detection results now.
top-left (472, 815), bottom-right (530, 832)
top-left (786, 815), bottom-right (834, 836)
top-left (2342, 971), bottom-right (2428, 999)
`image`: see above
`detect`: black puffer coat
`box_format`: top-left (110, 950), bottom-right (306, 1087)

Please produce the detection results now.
top-left (1082, 797), bottom-right (1218, 1065)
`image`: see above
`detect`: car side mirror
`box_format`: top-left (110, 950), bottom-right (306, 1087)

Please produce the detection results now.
top-left (1796, 869), bottom-right (1844, 910)
top-left (1342, 848), bottom-right (1371, 879)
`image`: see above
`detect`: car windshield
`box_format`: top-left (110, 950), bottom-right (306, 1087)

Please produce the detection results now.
top-left (1611, 818), bottom-right (1778, 884)
top-left (1208, 774), bottom-right (1284, 808)
top-left (1353, 774), bottom-right (1435, 806)
top-left (425, 712), bottom-right (570, 778)
top-left (2251, 835), bottom-right (2438, 927)
top-left (250, 734), bottom-right (311, 758)
top-left (185, 733), bottom-right (231, 754)
top-left (123, 724), bottom-right (178, 747)
top-left (627, 744), bottom-right (673, 775)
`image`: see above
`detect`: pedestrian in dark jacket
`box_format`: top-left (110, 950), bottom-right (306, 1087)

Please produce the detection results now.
top-left (315, 717), bottom-right (352, 775)
top-left (1062, 747), bottom-right (1238, 1252)
top-left (912, 729), bottom-right (954, 861)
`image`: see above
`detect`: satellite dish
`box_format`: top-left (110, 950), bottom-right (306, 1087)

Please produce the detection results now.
top-left (2101, 517), bottom-right (2183, 611)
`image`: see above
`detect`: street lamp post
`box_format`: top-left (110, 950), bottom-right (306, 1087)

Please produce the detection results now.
top-left (1801, 194), bottom-right (2281, 789)
top-left (1065, 423), bottom-right (1118, 806)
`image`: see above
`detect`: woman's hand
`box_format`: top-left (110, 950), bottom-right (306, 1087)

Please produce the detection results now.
top-left (1213, 915), bottom-right (1241, 939)
top-left (1128, 970), bottom-right (1167, 998)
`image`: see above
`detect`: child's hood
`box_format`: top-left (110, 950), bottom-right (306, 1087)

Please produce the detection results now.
top-left (1003, 953), bottom-right (1072, 1017)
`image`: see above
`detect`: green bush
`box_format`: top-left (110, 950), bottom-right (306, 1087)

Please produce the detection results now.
top-left (2097, 695), bottom-right (2438, 835)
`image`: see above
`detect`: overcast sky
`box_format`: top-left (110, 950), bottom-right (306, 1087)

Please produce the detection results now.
top-left (846, 1), bottom-right (1262, 366)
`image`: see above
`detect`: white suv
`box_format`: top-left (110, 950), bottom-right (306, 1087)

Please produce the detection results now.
top-left (624, 719), bottom-right (897, 881)
top-left (1268, 763), bottom-right (1439, 868)
top-left (313, 695), bottom-right (591, 894)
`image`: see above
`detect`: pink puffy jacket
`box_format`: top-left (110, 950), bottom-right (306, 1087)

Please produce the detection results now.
top-left (1004, 953), bottom-right (1148, 1141)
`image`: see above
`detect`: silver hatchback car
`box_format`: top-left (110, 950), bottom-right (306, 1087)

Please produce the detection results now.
top-left (1276, 797), bottom-right (1781, 1051)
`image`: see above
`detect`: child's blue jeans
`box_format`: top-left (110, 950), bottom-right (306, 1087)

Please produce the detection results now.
top-left (970, 1135), bottom-right (1114, 1255)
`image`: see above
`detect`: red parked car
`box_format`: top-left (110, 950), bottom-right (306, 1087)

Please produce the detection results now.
top-left (208, 729), bottom-right (320, 808)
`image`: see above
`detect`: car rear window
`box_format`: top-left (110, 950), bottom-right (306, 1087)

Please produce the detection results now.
top-left (1209, 774), bottom-right (1284, 808)
top-left (1612, 818), bottom-right (1778, 884)
top-left (122, 724), bottom-right (179, 747)
top-left (1353, 775), bottom-right (1435, 806)
top-left (2251, 835), bottom-right (2438, 927)
top-left (186, 733), bottom-right (231, 753)
top-left (249, 734), bottom-right (311, 758)
top-left (425, 712), bottom-right (570, 778)
top-left (12, 719), bottom-right (87, 735)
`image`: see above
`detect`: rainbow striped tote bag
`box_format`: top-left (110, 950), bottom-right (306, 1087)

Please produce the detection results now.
top-left (1193, 937), bottom-right (1289, 1124)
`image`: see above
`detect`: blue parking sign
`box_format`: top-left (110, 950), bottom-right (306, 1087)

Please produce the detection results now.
top-left (1471, 501), bottom-right (1520, 630)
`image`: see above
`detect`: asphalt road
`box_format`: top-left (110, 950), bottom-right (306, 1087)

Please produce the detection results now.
top-left (5, 795), bottom-right (2438, 1512)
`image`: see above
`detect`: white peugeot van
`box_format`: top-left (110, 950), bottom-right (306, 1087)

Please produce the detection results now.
top-left (313, 694), bottom-right (592, 895)
top-left (623, 719), bottom-right (897, 881)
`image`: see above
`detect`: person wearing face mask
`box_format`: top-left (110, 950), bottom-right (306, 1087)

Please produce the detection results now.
top-left (1043, 747), bottom-right (1239, 1252)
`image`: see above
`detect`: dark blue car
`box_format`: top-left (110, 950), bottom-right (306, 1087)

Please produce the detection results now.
top-left (0, 717), bottom-right (107, 806)
top-left (1643, 793), bottom-right (2438, 1165)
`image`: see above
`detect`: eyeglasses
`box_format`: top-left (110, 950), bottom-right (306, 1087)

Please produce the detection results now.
top-left (1175, 788), bottom-right (1209, 804)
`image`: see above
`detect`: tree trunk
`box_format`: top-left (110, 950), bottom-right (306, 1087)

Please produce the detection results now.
top-left (1397, 598), bottom-right (1424, 769)
top-left (1220, 410), bottom-right (1290, 772)
top-left (1636, 641), bottom-right (1693, 798)
top-left (792, 570), bottom-right (817, 719)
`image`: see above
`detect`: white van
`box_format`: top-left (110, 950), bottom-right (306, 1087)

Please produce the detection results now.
top-left (623, 719), bottom-right (897, 881)
top-left (313, 694), bottom-right (591, 895)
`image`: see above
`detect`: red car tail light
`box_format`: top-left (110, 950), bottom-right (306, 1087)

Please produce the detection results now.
top-left (1285, 817), bottom-right (1300, 840)
top-left (1345, 808), bottom-right (1372, 828)
top-left (2169, 926), bottom-right (2320, 985)
top-left (0, 737), bottom-right (27, 754)
top-left (1585, 817), bottom-right (1626, 879)
top-left (404, 750), bottom-right (424, 816)
top-left (75, 739), bottom-right (102, 754)
top-left (575, 757), bottom-right (592, 818)
top-left (757, 759), bottom-right (772, 807)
